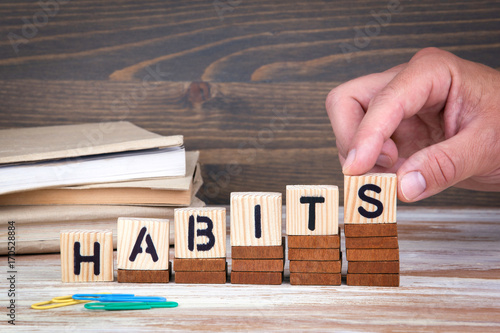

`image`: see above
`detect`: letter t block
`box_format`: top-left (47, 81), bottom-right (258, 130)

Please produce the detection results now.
top-left (286, 185), bottom-right (339, 235)
top-left (60, 230), bottom-right (113, 282)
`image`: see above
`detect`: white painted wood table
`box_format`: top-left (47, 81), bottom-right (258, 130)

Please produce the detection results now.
top-left (2, 207), bottom-right (499, 332)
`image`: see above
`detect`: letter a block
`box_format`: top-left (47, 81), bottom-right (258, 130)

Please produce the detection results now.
top-left (117, 218), bottom-right (170, 283)
top-left (286, 185), bottom-right (339, 235)
top-left (174, 207), bottom-right (226, 258)
top-left (230, 192), bottom-right (282, 246)
top-left (344, 173), bottom-right (397, 224)
top-left (60, 230), bottom-right (113, 282)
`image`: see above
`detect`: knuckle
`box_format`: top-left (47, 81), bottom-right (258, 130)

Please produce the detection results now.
top-left (424, 146), bottom-right (459, 187)
top-left (325, 87), bottom-right (343, 113)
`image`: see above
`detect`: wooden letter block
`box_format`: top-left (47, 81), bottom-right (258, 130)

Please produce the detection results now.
top-left (347, 261), bottom-right (399, 274)
top-left (288, 248), bottom-right (340, 261)
top-left (289, 260), bottom-right (341, 273)
top-left (117, 217), bottom-right (170, 270)
top-left (346, 249), bottom-right (399, 262)
top-left (288, 235), bottom-right (340, 249)
top-left (230, 192), bottom-right (282, 246)
top-left (344, 223), bottom-right (398, 238)
top-left (175, 207), bottom-right (226, 258)
top-left (230, 271), bottom-right (282, 285)
top-left (232, 259), bottom-right (284, 272)
top-left (290, 273), bottom-right (341, 286)
top-left (60, 230), bottom-right (113, 282)
top-left (344, 173), bottom-right (397, 223)
top-left (345, 236), bottom-right (399, 249)
top-left (346, 273), bottom-right (400, 287)
top-left (174, 258), bottom-right (227, 272)
top-left (286, 185), bottom-right (339, 235)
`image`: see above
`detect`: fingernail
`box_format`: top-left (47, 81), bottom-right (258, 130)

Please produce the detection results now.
top-left (401, 171), bottom-right (426, 201)
top-left (343, 149), bottom-right (356, 173)
top-left (375, 154), bottom-right (393, 169)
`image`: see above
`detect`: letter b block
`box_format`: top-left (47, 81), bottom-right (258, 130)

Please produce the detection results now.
top-left (286, 185), bottom-right (339, 235)
top-left (344, 173), bottom-right (397, 224)
top-left (175, 207), bottom-right (226, 258)
top-left (117, 217), bottom-right (170, 270)
top-left (230, 192), bottom-right (282, 246)
top-left (60, 230), bottom-right (113, 282)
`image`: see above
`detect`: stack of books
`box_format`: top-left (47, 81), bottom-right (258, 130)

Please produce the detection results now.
top-left (0, 122), bottom-right (205, 254)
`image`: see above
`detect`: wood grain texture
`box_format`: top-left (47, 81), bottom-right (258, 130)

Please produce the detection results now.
top-left (288, 248), bottom-right (340, 261)
top-left (60, 230), bottom-right (113, 282)
top-left (9, 207), bottom-right (500, 331)
top-left (289, 260), bottom-right (342, 273)
top-left (347, 261), bottom-right (400, 274)
top-left (344, 174), bottom-right (397, 224)
top-left (117, 267), bottom-right (170, 283)
top-left (175, 270), bottom-right (227, 284)
top-left (345, 236), bottom-right (399, 249)
top-left (231, 271), bottom-right (283, 285)
top-left (346, 249), bottom-right (400, 262)
top-left (290, 272), bottom-right (341, 286)
top-left (231, 259), bottom-right (284, 272)
top-left (174, 207), bottom-right (226, 258)
top-left (1, 1), bottom-right (499, 208)
top-left (117, 217), bottom-right (170, 270)
top-left (286, 185), bottom-right (339, 235)
top-left (346, 273), bottom-right (400, 287)
top-left (174, 258), bottom-right (226, 272)
top-left (287, 234), bottom-right (340, 249)
top-left (231, 241), bottom-right (285, 259)
top-left (344, 223), bottom-right (398, 238)
top-left (230, 192), bottom-right (282, 246)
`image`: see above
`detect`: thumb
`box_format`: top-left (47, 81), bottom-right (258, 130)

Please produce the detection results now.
top-left (397, 129), bottom-right (481, 202)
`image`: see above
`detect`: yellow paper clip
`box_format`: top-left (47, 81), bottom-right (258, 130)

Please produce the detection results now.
top-left (31, 293), bottom-right (111, 310)
top-left (31, 295), bottom-right (88, 310)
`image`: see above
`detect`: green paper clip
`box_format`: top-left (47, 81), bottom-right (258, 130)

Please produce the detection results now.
top-left (84, 301), bottom-right (179, 311)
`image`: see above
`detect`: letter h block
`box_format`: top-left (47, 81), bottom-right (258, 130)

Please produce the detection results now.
top-left (117, 217), bottom-right (170, 283)
top-left (174, 207), bottom-right (227, 284)
top-left (60, 230), bottom-right (113, 282)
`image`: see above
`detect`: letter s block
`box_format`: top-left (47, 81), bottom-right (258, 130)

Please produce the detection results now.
top-left (175, 207), bottom-right (226, 258)
top-left (60, 230), bottom-right (113, 282)
top-left (286, 185), bottom-right (339, 235)
top-left (344, 173), bottom-right (397, 224)
top-left (117, 217), bottom-right (170, 270)
top-left (230, 192), bottom-right (282, 246)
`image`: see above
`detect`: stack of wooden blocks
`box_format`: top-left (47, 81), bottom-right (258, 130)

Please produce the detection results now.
top-left (116, 217), bottom-right (171, 283)
top-left (230, 193), bottom-right (285, 285)
top-left (286, 185), bottom-right (342, 285)
top-left (344, 174), bottom-right (400, 287)
top-left (173, 208), bottom-right (227, 284)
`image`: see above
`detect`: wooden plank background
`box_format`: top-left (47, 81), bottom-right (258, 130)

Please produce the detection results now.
top-left (0, 0), bottom-right (499, 206)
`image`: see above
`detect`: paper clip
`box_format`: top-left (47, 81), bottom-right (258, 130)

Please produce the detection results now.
top-left (84, 301), bottom-right (179, 311)
top-left (31, 295), bottom-right (89, 310)
top-left (31, 293), bottom-right (111, 310)
top-left (73, 293), bottom-right (166, 302)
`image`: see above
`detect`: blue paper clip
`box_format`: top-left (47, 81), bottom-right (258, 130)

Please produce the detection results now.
top-left (84, 301), bottom-right (179, 311)
top-left (72, 294), bottom-right (166, 303)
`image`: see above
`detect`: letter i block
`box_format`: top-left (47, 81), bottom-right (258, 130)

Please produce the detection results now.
top-left (60, 230), bottom-right (113, 282)
top-left (174, 207), bottom-right (226, 258)
top-left (286, 185), bottom-right (339, 235)
top-left (117, 218), bottom-right (170, 283)
top-left (230, 192), bottom-right (282, 246)
top-left (344, 173), bottom-right (397, 224)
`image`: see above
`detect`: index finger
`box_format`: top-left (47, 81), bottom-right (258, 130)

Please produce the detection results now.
top-left (342, 48), bottom-right (455, 175)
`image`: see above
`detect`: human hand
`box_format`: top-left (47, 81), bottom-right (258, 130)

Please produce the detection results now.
top-left (325, 47), bottom-right (500, 202)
